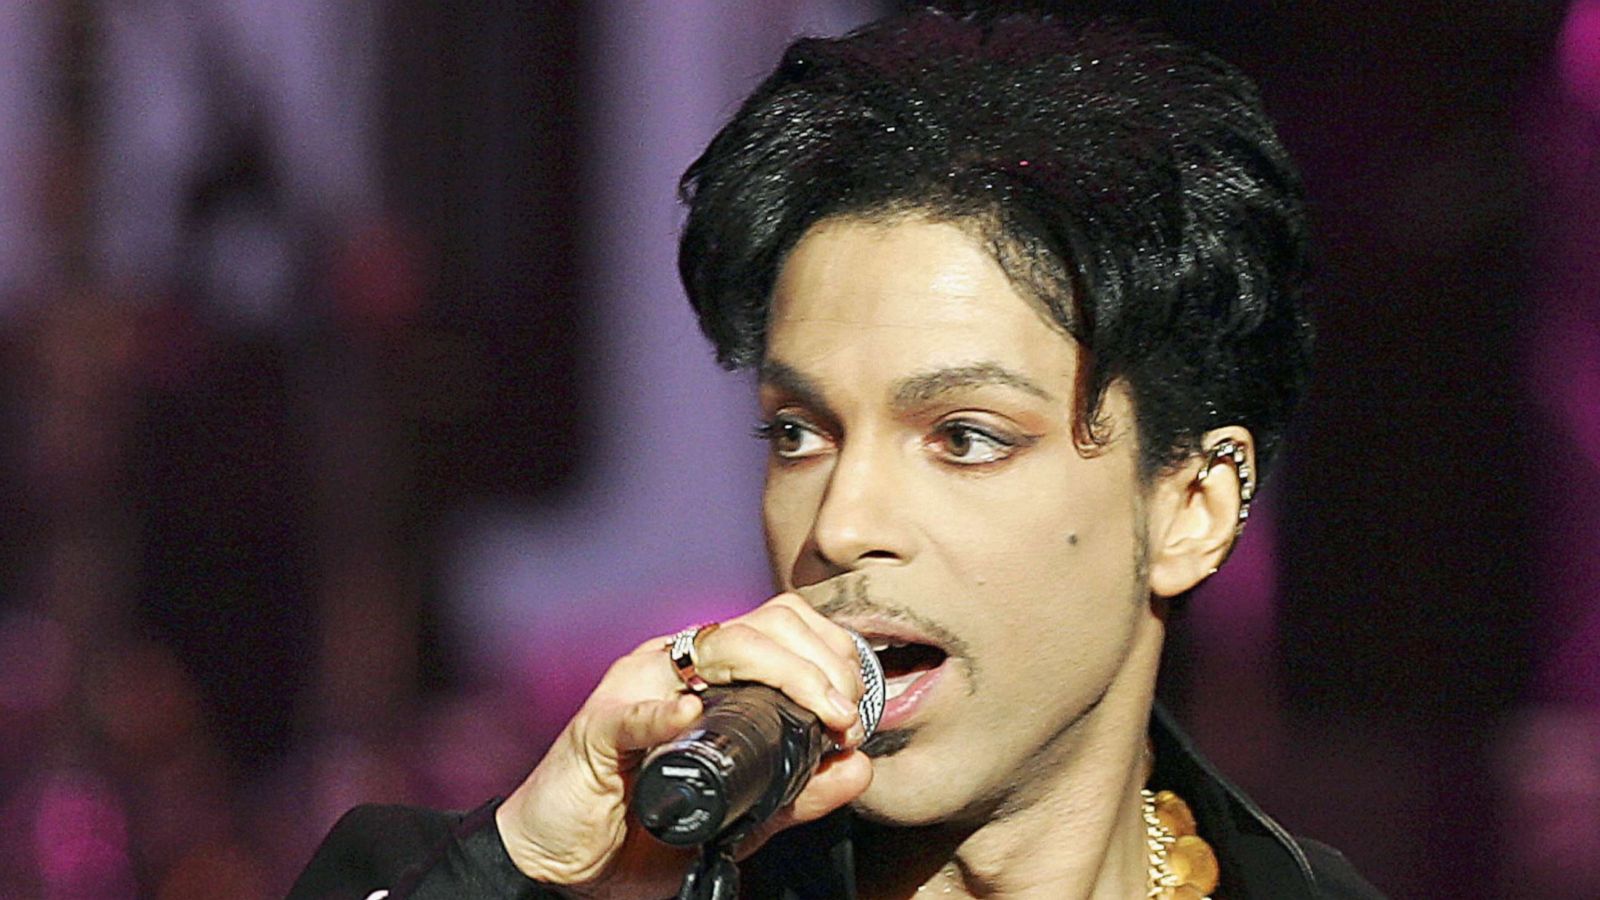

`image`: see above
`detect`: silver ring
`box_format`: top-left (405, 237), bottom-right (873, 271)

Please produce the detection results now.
top-left (666, 622), bottom-right (719, 692)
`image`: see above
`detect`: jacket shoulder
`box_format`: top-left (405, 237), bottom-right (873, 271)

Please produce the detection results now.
top-left (288, 804), bottom-right (464, 899)
top-left (1300, 838), bottom-right (1387, 899)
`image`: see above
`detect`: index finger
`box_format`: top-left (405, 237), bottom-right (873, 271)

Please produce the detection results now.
top-left (764, 593), bottom-right (866, 684)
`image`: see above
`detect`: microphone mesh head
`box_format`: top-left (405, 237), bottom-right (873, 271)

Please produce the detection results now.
top-left (847, 629), bottom-right (886, 739)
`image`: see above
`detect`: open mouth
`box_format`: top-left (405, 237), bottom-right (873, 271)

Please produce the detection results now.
top-left (871, 640), bottom-right (948, 701)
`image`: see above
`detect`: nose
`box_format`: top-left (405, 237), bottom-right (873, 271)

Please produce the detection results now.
top-left (808, 437), bottom-right (915, 571)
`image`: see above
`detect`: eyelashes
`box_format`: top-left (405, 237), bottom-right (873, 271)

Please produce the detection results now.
top-left (753, 414), bottom-right (828, 460)
top-left (754, 413), bottom-right (1036, 467)
top-left (930, 420), bottom-right (1024, 465)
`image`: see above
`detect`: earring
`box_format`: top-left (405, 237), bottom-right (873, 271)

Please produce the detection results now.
top-left (1196, 437), bottom-right (1254, 534)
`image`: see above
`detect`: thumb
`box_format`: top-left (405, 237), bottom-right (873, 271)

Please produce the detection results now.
top-left (584, 693), bottom-right (703, 768)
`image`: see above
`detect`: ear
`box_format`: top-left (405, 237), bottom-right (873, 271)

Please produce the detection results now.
top-left (1144, 427), bottom-right (1255, 599)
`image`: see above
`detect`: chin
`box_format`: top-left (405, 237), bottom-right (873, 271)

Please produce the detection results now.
top-left (852, 790), bottom-right (949, 827)
top-left (852, 742), bottom-right (977, 827)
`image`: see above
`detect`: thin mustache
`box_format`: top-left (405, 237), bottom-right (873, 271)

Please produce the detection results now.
top-left (811, 574), bottom-right (973, 664)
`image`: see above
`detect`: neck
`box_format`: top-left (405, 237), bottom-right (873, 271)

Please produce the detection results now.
top-left (857, 620), bottom-right (1165, 899)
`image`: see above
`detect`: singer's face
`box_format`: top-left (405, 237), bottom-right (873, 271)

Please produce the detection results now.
top-left (759, 215), bottom-right (1167, 826)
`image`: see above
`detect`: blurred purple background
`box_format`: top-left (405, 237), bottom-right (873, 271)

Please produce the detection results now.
top-left (0, 1), bottom-right (1594, 897)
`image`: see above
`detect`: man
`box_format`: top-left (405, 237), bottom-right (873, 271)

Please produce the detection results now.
top-left (292, 7), bottom-right (1381, 898)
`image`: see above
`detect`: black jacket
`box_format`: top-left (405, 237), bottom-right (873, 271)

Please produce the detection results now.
top-left (289, 707), bottom-right (1384, 899)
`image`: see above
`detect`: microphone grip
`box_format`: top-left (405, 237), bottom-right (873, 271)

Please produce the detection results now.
top-left (634, 685), bottom-right (823, 846)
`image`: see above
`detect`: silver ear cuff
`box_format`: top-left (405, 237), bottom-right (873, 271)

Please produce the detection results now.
top-left (1195, 437), bottom-right (1253, 534)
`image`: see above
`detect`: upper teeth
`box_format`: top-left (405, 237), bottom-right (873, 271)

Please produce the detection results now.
top-left (870, 639), bottom-right (907, 652)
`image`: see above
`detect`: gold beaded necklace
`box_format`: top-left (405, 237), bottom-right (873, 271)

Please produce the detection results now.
top-left (1143, 788), bottom-right (1219, 899)
top-left (909, 786), bottom-right (1220, 898)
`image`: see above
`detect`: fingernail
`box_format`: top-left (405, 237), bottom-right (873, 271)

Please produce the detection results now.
top-left (828, 688), bottom-right (857, 723)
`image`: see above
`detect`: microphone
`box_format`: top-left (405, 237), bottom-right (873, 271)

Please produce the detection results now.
top-left (632, 629), bottom-right (885, 846)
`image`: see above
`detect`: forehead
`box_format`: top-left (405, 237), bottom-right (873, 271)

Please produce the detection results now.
top-left (765, 217), bottom-right (1078, 390)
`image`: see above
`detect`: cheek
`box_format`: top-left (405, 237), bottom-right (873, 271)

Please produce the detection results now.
top-left (761, 468), bottom-right (822, 580)
top-left (937, 462), bottom-right (1122, 555)
top-left (930, 462), bottom-right (1139, 612)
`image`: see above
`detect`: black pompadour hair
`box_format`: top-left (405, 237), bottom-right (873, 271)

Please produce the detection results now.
top-left (678, 6), bottom-right (1311, 479)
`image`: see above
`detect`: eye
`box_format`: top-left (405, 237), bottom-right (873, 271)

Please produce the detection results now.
top-left (933, 420), bottom-right (1019, 465)
top-left (754, 414), bottom-right (830, 460)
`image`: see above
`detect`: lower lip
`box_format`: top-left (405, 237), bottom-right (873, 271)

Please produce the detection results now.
top-left (875, 659), bottom-right (948, 732)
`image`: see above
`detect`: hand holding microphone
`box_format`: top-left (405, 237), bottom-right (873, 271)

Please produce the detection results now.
top-left (633, 626), bottom-right (885, 845)
top-left (492, 595), bottom-right (876, 899)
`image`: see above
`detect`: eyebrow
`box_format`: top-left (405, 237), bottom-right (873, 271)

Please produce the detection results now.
top-left (890, 362), bottom-right (1055, 408)
top-left (759, 358), bottom-right (1055, 412)
top-left (759, 359), bottom-right (831, 411)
